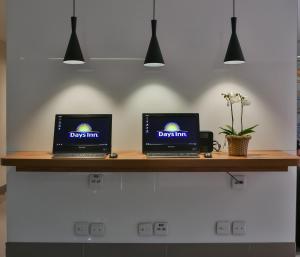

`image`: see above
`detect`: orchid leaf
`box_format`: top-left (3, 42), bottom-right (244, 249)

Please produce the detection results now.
top-left (238, 125), bottom-right (258, 136)
top-left (219, 126), bottom-right (238, 136)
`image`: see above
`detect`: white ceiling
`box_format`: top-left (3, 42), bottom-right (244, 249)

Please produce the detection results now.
top-left (0, 0), bottom-right (5, 42)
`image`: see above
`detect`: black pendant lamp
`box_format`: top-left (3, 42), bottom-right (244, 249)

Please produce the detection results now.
top-left (224, 0), bottom-right (245, 64)
top-left (144, 0), bottom-right (165, 67)
top-left (63, 0), bottom-right (85, 64)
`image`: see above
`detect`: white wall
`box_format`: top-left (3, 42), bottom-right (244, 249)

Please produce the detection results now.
top-left (0, 41), bottom-right (6, 186)
top-left (6, 0), bottom-right (297, 243)
top-left (0, 0), bottom-right (5, 42)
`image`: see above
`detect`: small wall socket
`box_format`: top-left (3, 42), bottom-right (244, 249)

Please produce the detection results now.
top-left (216, 221), bottom-right (231, 235)
top-left (74, 222), bottom-right (89, 236)
top-left (138, 223), bottom-right (153, 237)
top-left (88, 174), bottom-right (104, 190)
top-left (90, 223), bottom-right (105, 237)
top-left (153, 222), bottom-right (168, 236)
top-left (231, 175), bottom-right (246, 190)
top-left (232, 221), bottom-right (246, 235)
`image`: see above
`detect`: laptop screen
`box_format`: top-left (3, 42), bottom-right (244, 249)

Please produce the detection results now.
top-left (143, 113), bottom-right (200, 153)
top-left (53, 114), bottom-right (112, 154)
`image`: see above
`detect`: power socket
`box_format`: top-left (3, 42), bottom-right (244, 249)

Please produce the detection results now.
top-left (138, 222), bottom-right (153, 237)
top-left (216, 221), bottom-right (231, 235)
top-left (74, 222), bottom-right (89, 236)
top-left (232, 221), bottom-right (246, 235)
top-left (88, 174), bottom-right (104, 190)
top-left (153, 222), bottom-right (168, 236)
top-left (90, 223), bottom-right (105, 237)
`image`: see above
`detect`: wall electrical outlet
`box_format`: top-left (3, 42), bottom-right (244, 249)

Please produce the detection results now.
top-left (153, 222), bottom-right (168, 236)
top-left (74, 222), bottom-right (89, 236)
top-left (90, 223), bottom-right (105, 237)
top-left (138, 222), bottom-right (153, 237)
top-left (88, 174), bottom-right (104, 190)
top-left (216, 221), bottom-right (231, 235)
top-left (231, 175), bottom-right (246, 190)
top-left (232, 221), bottom-right (246, 235)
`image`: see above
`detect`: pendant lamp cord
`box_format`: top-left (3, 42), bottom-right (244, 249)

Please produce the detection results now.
top-left (153, 0), bottom-right (156, 19)
top-left (233, 0), bottom-right (235, 17)
top-left (73, 0), bottom-right (76, 17)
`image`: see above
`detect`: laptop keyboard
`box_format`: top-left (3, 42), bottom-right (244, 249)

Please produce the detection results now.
top-left (146, 152), bottom-right (199, 158)
top-left (53, 153), bottom-right (106, 159)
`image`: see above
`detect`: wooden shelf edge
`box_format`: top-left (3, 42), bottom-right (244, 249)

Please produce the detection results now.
top-left (14, 167), bottom-right (289, 172)
top-left (1, 150), bottom-right (299, 173)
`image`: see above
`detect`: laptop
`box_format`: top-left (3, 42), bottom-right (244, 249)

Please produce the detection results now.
top-left (52, 114), bottom-right (112, 158)
top-left (143, 113), bottom-right (200, 158)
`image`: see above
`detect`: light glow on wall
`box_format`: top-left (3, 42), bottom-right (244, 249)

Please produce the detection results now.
top-left (123, 83), bottom-right (187, 113)
top-left (13, 83), bottom-right (116, 151)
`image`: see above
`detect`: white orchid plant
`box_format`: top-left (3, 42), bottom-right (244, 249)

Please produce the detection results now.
top-left (219, 92), bottom-right (258, 136)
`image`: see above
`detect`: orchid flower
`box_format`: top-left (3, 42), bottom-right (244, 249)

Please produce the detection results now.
top-left (219, 92), bottom-right (258, 136)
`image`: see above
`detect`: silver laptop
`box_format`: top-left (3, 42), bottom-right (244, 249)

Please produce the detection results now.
top-left (52, 114), bottom-right (112, 158)
top-left (143, 113), bottom-right (200, 158)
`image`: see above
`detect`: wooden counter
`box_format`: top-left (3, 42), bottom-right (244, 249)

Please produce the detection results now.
top-left (1, 151), bottom-right (299, 172)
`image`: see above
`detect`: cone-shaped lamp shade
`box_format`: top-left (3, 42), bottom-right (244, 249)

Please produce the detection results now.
top-left (144, 20), bottom-right (165, 67)
top-left (64, 17), bottom-right (85, 64)
top-left (224, 17), bottom-right (245, 64)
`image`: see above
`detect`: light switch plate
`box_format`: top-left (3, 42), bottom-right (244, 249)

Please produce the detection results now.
top-left (153, 222), bottom-right (168, 236)
top-left (138, 222), bottom-right (153, 237)
top-left (74, 222), bottom-right (89, 236)
top-left (90, 223), bottom-right (105, 237)
top-left (216, 221), bottom-right (231, 235)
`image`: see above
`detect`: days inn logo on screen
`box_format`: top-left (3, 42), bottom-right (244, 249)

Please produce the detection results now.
top-left (157, 122), bottom-right (189, 138)
top-left (68, 123), bottom-right (100, 139)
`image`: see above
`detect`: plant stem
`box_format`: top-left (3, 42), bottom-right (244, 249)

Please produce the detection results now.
top-left (241, 102), bottom-right (244, 132)
top-left (230, 102), bottom-right (234, 133)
